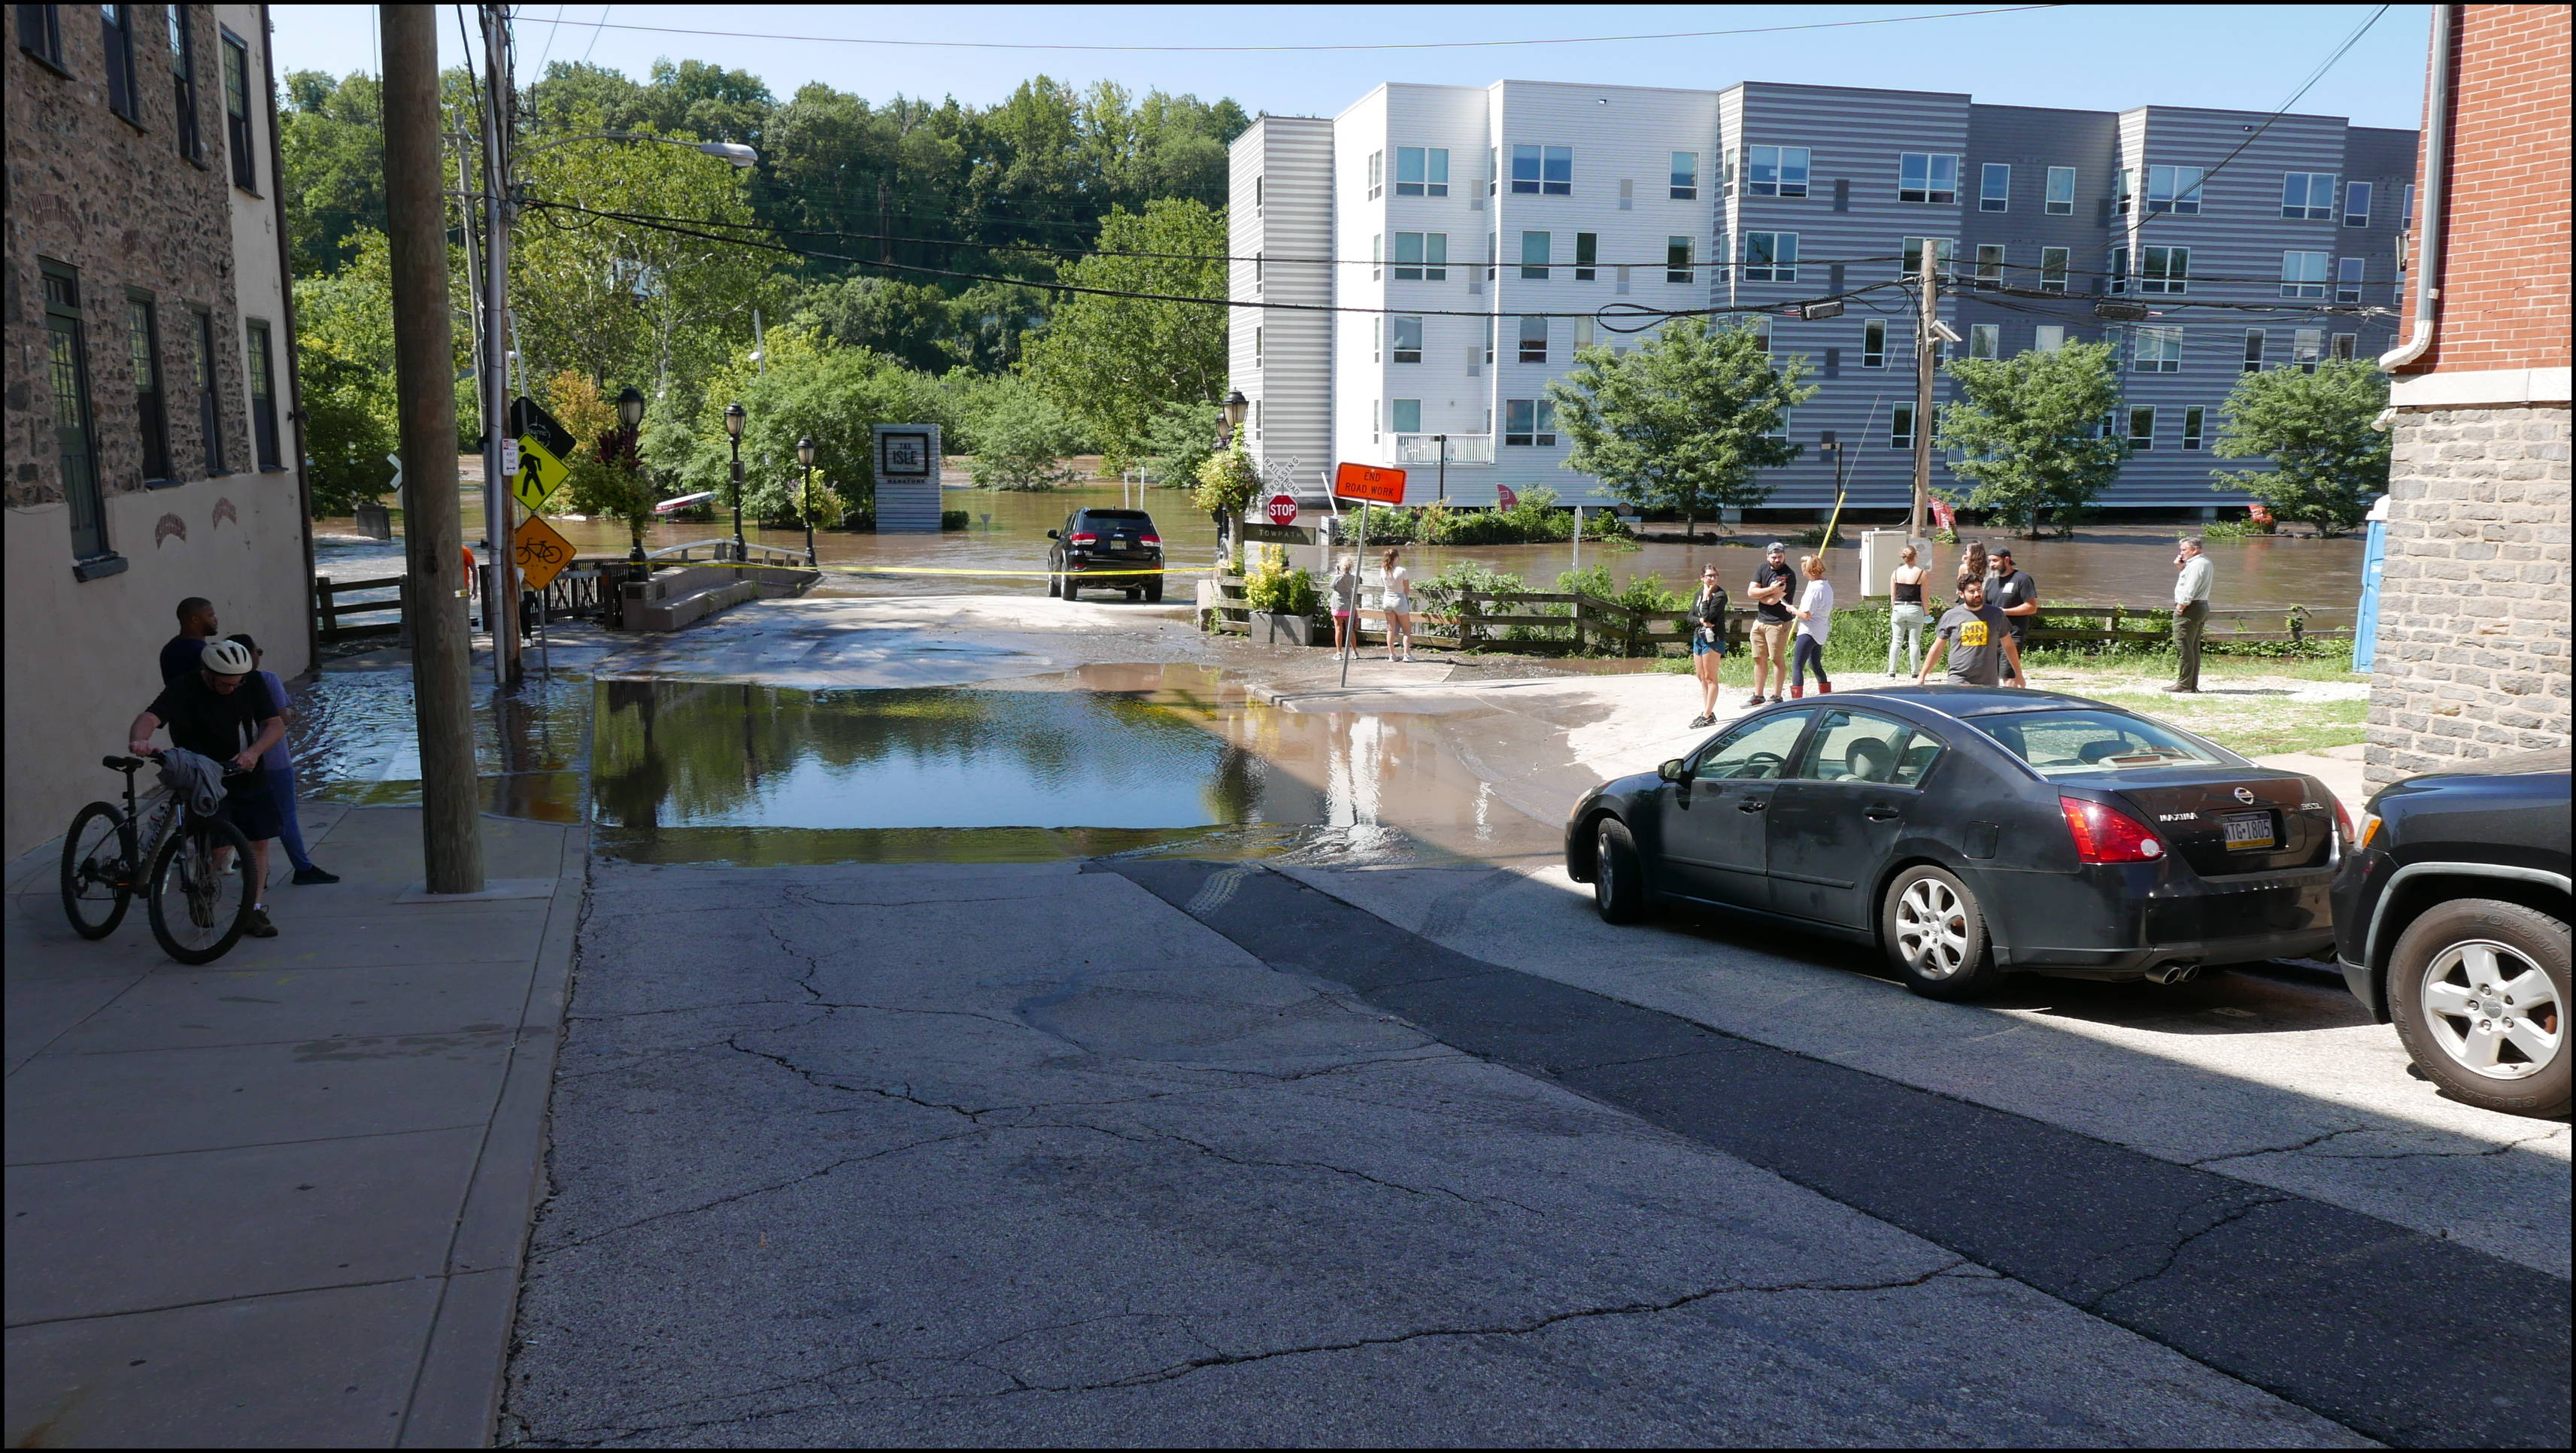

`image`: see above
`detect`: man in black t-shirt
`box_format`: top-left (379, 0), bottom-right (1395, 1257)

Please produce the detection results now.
top-left (159, 596), bottom-right (220, 686)
top-left (127, 636), bottom-right (286, 937)
top-left (1746, 542), bottom-right (1798, 705)
top-left (1990, 548), bottom-right (2039, 657)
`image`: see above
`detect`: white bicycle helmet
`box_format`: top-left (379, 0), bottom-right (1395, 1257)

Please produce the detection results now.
top-left (199, 638), bottom-right (254, 676)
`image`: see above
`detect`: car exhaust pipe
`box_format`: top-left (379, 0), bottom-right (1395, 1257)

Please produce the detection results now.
top-left (2145, 960), bottom-right (2201, 987)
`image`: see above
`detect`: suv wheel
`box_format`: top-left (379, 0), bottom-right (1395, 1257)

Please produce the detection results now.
top-left (1592, 818), bottom-right (1646, 924)
top-left (1061, 575), bottom-right (1079, 603)
top-left (2389, 899), bottom-right (2569, 1118)
top-left (1880, 865), bottom-right (2007, 1000)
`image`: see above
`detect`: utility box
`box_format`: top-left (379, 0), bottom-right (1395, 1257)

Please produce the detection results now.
top-left (872, 424), bottom-right (942, 532)
top-left (1858, 529), bottom-right (1932, 596)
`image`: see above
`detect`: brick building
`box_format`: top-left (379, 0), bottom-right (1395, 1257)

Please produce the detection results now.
top-left (2368, 4), bottom-right (2571, 787)
top-left (5, 4), bottom-right (310, 858)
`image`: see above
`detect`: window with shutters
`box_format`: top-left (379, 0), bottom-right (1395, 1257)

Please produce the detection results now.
top-left (247, 319), bottom-right (281, 469)
top-left (17, 3), bottom-right (65, 68)
top-left (101, 5), bottom-right (138, 120)
top-left (45, 262), bottom-right (108, 557)
top-left (194, 308), bottom-right (226, 473)
top-left (221, 28), bottom-right (256, 191)
top-left (129, 293), bottom-right (170, 482)
top-left (169, 5), bottom-right (202, 162)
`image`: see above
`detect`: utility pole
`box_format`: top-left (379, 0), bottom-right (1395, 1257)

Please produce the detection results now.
top-left (479, 2), bottom-right (520, 686)
top-left (382, 5), bottom-right (484, 894)
top-left (1910, 242), bottom-right (1938, 541)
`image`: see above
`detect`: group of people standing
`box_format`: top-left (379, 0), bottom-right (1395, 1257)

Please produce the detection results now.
top-left (1685, 541), bottom-right (1844, 727)
top-left (1328, 548), bottom-right (1418, 662)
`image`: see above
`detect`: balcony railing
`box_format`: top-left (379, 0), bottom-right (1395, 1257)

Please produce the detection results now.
top-left (1393, 434), bottom-right (1495, 465)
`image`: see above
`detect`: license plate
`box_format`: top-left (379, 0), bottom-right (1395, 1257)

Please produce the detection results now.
top-left (2220, 811), bottom-right (2275, 850)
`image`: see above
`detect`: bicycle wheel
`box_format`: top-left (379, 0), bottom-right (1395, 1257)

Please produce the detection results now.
top-left (147, 816), bottom-right (255, 965)
top-left (59, 802), bottom-right (135, 939)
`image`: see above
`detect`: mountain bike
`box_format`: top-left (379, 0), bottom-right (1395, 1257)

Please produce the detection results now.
top-left (60, 754), bottom-right (256, 964)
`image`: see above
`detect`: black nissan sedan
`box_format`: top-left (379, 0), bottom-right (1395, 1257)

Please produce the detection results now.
top-left (1047, 508), bottom-right (1164, 603)
top-left (1564, 687), bottom-right (2347, 1000)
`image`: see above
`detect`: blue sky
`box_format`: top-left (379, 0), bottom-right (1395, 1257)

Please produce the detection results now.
top-left (272, 5), bottom-right (2432, 130)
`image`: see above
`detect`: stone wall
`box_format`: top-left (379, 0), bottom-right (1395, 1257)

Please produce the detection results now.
top-left (2365, 405), bottom-right (2572, 787)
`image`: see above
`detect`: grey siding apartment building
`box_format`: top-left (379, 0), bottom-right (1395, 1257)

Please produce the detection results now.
top-left (1230, 79), bottom-right (2414, 512)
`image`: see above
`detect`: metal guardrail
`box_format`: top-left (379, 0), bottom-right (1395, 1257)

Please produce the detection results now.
top-left (643, 538), bottom-right (812, 566)
top-left (1392, 434), bottom-right (1497, 466)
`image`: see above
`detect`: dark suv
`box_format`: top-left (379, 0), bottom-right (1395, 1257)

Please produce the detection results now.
top-left (2332, 748), bottom-right (2570, 1117)
top-left (1047, 509), bottom-right (1164, 603)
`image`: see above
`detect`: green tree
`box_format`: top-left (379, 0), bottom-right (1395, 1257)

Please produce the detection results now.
top-left (679, 329), bottom-right (957, 523)
top-left (1933, 341), bottom-right (2128, 538)
top-left (1022, 198), bottom-right (1227, 467)
top-left (1139, 399), bottom-right (1218, 486)
top-left (791, 275), bottom-right (956, 373)
top-left (958, 375), bottom-right (1084, 489)
top-left (2209, 358), bottom-right (2391, 536)
top-left (1547, 318), bottom-right (1815, 535)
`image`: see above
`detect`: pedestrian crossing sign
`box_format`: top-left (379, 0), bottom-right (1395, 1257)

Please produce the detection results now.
top-left (511, 439), bottom-right (564, 517)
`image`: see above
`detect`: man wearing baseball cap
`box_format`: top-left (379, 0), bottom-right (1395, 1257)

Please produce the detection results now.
top-left (1746, 542), bottom-right (1798, 705)
top-left (126, 636), bottom-right (287, 937)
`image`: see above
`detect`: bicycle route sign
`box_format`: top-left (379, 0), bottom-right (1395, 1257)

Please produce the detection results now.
top-left (513, 512), bottom-right (575, 593)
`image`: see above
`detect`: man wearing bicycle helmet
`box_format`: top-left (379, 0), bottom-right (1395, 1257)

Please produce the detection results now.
top-left (126, 636), bottom-right (286, 937)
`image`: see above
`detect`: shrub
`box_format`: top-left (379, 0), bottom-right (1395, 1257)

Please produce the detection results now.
top-left (1242, 544), bottom-right (1319, 617)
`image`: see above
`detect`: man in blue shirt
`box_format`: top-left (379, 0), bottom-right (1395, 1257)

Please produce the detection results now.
top-left (159, 596), bottom-right (219, 686)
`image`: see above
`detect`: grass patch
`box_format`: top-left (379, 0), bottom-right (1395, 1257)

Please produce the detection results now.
top-left (2084, 690), bottom-right (2367, 759)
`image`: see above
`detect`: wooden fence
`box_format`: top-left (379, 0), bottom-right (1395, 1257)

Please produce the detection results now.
top-left (1209, 582), bottom-right (2348, 657)
top-left (314, 559), bottom-right (623, 644)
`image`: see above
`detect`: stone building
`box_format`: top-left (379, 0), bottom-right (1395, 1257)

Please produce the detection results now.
top-left (5, 4), bottom-right (310, 858)
top-left (2368, 4), bottom-right (2571, 787)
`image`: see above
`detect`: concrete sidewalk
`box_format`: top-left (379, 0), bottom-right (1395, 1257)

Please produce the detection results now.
top-left (5, 802), bottom-right (581, 1447)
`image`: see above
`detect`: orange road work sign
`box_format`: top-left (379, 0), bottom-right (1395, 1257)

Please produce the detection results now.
top-left (1333, 462), bottom-right (1406, 505)
top-left (513, 514), bottom-right (575, 593)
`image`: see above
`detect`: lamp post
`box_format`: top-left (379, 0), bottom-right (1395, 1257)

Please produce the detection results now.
top-left (1218, 389), bottom-right (1249, 449)
top-left (615, 385), bottom-right (648, 568)
top-left (796, 435), bottom-right (818, 566)
top-left (723, 402), bottom-right (746, 561)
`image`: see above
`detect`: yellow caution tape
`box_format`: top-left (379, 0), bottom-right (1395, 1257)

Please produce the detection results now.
top-left (607, 558), bottom-right (1207, 580)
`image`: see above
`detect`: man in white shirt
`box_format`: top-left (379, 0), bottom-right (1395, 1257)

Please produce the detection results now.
top-left (2164, 536), bottom-right (2213, 693)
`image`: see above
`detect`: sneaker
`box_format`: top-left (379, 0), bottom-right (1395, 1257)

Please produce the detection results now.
top-left (242, 906), bottom-right (278, 939)
top-left (1769, 695), bottom-right (1786, 705)
top-left (1689, 714), bottom-right (1715, 729)
top-left (292, 865), bottom-right (341, 885)
top-left (2159, 683), bottom-right (2198, 694)
top-left (1743, 693), bottom-right (1767, 708)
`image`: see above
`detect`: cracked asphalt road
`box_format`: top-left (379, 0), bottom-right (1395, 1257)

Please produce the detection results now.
top-left (505, 860), bottom-right (2401, 1447)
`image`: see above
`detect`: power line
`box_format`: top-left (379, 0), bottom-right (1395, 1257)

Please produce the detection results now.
top-left (515, 5), bottom-right (2062, 56)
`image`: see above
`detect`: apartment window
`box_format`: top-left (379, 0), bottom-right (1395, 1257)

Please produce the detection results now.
top-left (2133, 326), bottom-right (2183, 373)
top-left (2127, 407), bottom-right (2156, 450)
top-left (44, 261), bottom-right (108, 558)
top-left (1252, 251), bottom-right (1264, 294)
top-left (2335, 256), bottom-right (2365, 303)
top-left (247, 319), bottom-right (280, 470)
top-left (1758, 145), bottom-right (1811, 198)
top-left (2343, 180), bottom-right (2372, 227)
top-left (18, 3), bottom-right (63, 67)
top-left (1252, 326), bottom-right (1262, 367)
top-left (2280, 171), bottom-right (2335, 220)
top-left (2040, 246), bottom-right (2069, 293)
top-left (1371, 399), bottom-right (1380, 442)
top-left (2114, 168), bottom-right (2133, 215)
top-left (1372, 317), bottom-right (1381, 363)
top-left (1367, 150), bottom-right (1383, 200)
top-left (1889, 405), bottom-right (1914, 450)
top-left (2045, 165), bottom-right (2076, 215)
top-left (1519, 231), bottom-right (1549, 280)
top-left (101, 5), bottom-right (138, 120)
top-left (2107, 245), bottom-right (2129, 294)
top-left (1394, 231), bottom-right (1448, 281)
top-left (1512, 144), bottom-right (1572, 196)
top-left (2402, 183), bottom-right (2415, 223)
top-left (2331, 333), bottom-right (2358, 361)
top-left (1253, 174), bottom-right (1263, 216)
top-left (2242, 329), bottom-right (2267, 372)
top-left (1741, 231), bottom-right (1797, 283)
top-left (1252, 400), bottom-right (1262, 441)
top-left (2280, 250), bottom-right (2330, 299)
top-left (2140, 244), bottom-right (2189, 295)
top-left (221, 29), bottom-right (255, 191)
top-left (2034, 325), bottom-right (2066, 353)
top-left (1979, 162), bottom-right (2010, 212)
top-left (1483, 314), bottom-right (1494, 365)
top-left (1503, 399), bottom-right (1555, 446)
top-left (1973, 243), bottom-right (2004, 290)
top-left (1487, 147), bottom-right (1497, 196)
top-left (1573, 232), bottom-right (1597, 281)
top-left (1861, 319), bottom-right (1886, 368)
top-left (1395, 146), bottom-right (1449, 197)
top-left (169, 5), bottom-right (202, 162)
top-left (1370, 235), bottom-right (1381, 281)
top-left (1746, 315), bottom-right (1772, 355)
top-left (1666, 237), bottom-right (1694, 284)
top-left (1391, 399), bottom-right (1422, 435)
top-left (1670, 151), bottom-right (1698, 200)
top-left (2145, 165), bottom-right (2204, 216)
top-left (2292, 327), bottom-right (2324, 372)
top-left (1518, 315), bottom-right (1548, 363)
top-left (1898, 152), bottom-right (1959, 204)
top-left (2182, 405), bottom-right (2206, 450)
top-left (128, 294), bottom-right (170, 482)
top-left (1391, 315), bottom-right (1422, 364)
top-left (193, 308), bottom-right (225, 473)
top-left (1899, 235), bottom-right (1953, 279)
top-left (1485, 232), bottom-right (1497, 282)
top-left (1968, 323), bottom-right (1999, 359)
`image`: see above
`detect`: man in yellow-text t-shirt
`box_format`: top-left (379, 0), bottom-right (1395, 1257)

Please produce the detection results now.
top-left (1918, 574), bottom-right (2025, 687)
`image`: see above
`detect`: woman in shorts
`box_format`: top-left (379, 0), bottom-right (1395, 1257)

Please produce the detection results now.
top-left (1380, 548), bottom-right (1415, 662)
top-left (1687, 565), bottom-right (1729, 727)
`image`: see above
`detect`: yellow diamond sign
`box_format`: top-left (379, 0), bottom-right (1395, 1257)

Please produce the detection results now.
top-left (511, 438), bottom-right (566, 517)
top-left (513, 512), bottom-right (575, 593)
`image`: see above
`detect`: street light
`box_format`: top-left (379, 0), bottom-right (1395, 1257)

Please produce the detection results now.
top-left (616, 386), bottom-right (645, 432)
top-left (1218, 390), bottom-right (1249, 447)
top-left (615, 386), bottom-right (649, 566)
top-left (724, 402), bottom-right (747, 561)
top-left (796, 435), bottom-right (818, 566)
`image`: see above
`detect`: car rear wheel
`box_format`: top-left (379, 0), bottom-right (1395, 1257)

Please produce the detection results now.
top-left (1592, 818), bottom-right (1647, 924)
top-left (1143, 579), bottom-right (1164, 604)
top-left (1045, 569), bottom-right (1060, 599)
top-left (1880, 865), bottom-right (2007, 1000)
top-left (2389, 899), bottom-right (2568, 1118)
top-left (1061, 575), bottom-right (1079, 603)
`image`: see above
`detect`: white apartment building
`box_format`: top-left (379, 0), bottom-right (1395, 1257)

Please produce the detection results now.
top-left (1230, 79), bottom-right (2414, 513)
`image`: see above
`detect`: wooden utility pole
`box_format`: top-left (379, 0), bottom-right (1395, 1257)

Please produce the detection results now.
top-left (382, 5), bottom-right (485, 893)
top-left (1910, 242), bottom-right (1938, 541)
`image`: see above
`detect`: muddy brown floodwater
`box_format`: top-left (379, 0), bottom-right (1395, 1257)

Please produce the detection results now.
top-left (320, 478), bottom-right (2367, 626)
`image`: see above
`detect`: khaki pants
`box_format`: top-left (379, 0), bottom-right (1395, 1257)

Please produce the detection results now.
top-left (2172, 599), bottom-right (2208, 690)
top-left (1749, 620), bottom-right (1793, 672)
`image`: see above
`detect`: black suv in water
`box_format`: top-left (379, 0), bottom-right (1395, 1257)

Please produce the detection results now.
top-left (2332, 748), bottom-right (2570, 1117)
top-left (1047, 508), bottom-right (1164, 603)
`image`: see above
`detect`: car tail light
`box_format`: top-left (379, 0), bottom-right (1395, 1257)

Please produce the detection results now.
top-left (2060, 796), bottom-right (2165, 863)
top-left (1139, 533), bottom-right (1161, 547)
top-left (1068, 532), bottom-right (1098, 545)
top-left (2332, 797), bottom-right (2354, 845)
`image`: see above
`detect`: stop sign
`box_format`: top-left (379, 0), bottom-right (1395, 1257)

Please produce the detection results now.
top-left (1265, 493), bottom-right (1298, 526)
